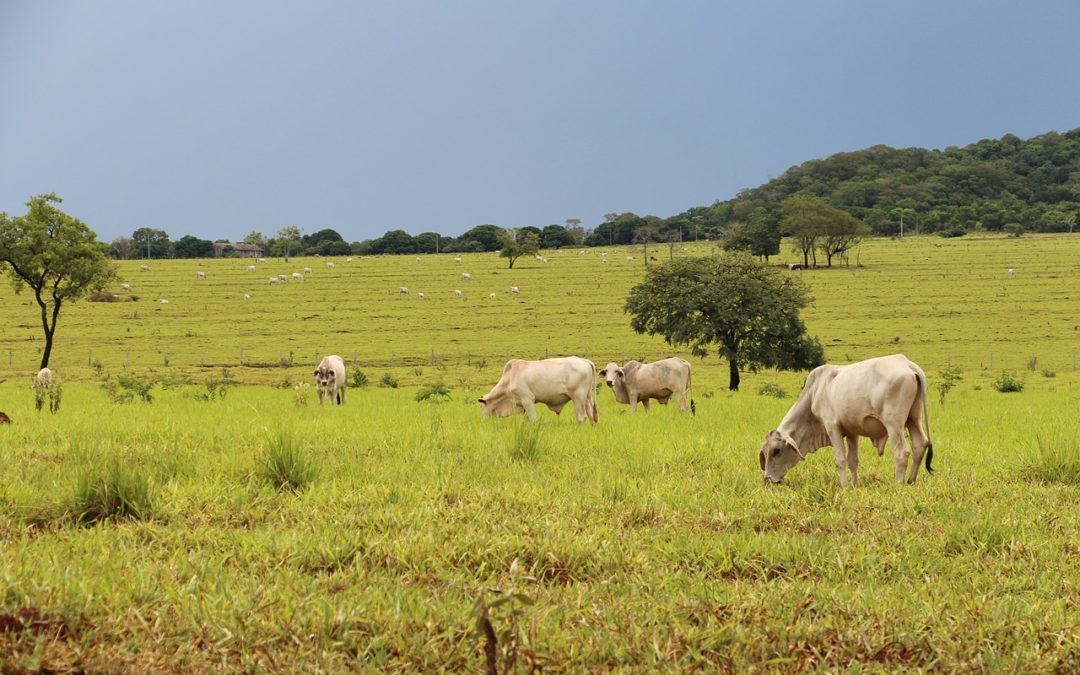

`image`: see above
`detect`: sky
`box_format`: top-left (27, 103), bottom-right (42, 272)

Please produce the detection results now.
top-left (2, 1), bottom-right (1079, 243)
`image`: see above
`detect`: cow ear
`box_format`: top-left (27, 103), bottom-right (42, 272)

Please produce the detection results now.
top-left (478, 397), bottom-right (486, 404)
top-left (313, 369), bottom-right (319, 376)
top-left (598, 369), bottom-right (607, 377)
top-left (759, 449), bottom-right (766, 471)
top-left (616, 369), bottom-right (625, 378)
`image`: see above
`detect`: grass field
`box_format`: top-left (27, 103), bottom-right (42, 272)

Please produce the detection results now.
top-left (1, 235), bottom-right (1078, 671)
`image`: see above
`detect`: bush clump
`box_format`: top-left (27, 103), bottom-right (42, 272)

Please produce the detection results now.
top-left (992, 371), bottom-right (1024, 393)
top-left (380, 373), bottom-right (399, 389)
top-left (350, 367), bottom-right (369, 388)
top-left (757, 383), bottom-right (787, 399)
top-left (416, 382), bottom-right (451, 402)
top-left (1019, 437), bottom-right (1080, 486)
top-left (72, 462), bottom-right (153, 524)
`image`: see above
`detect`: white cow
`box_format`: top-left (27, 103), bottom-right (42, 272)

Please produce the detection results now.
top-left (34, 367), bottom-right (53, 389)
top-left (292, 273), bottom-right (304, 281)
top-left (346, 257), bottom-right (353, 263)
top-left (454, 289), bottom-right (463, 297)
top-left (326, 262), bottom-right (335, 268)
top-left (314, 355), bottom-right (347, 405)
top-left (140, 265), bottom-right (150, 272)
top-left (417, 292), bottom-right (426, 299)
top-left (278, 274), bottom-right (288, 281)
top-left (1008, 268), bottom-right (1016, 278)
top-left (243, 294), bottom-right (251, 301)
top-left (120, 283), bottom-right (132, 291)
top-left (462, 272), bottom-right (472, 281)
top-left (489, 293), bottom-right (496, 299)
top-left (399, 286), bottom-right (410, 295)
top-left (257, 258), bottom-right (267, 263)
top-left (247, 265), bottom-right (256, 272)
top-left (454, 257), bottom-right (463, 264)
top-left (269, 277), bottom-right (281, 284)
top-left (196, 271), bottom-right (206, 279)
top-left (479, 356), bottom-right (599, 424)
top-left (599, 358), bottom-right (694, 414)
top-left (158, 298), bottom-right (170, 304)
top-left (510, 286), bottom-right (520, 294)
top-left (304, 267), bottom-right (313, 274)
top-left (759, 354), bottom-right (934, 487)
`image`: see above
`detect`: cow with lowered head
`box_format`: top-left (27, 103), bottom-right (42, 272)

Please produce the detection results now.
top-left (479, 356), bottom-right (598, 424)
top-left (313, 355), bottom-right (347, 405)
top-left (599, 358), bottom-right (694, 414)
top-left (760, 354), bottom-right (934, 487)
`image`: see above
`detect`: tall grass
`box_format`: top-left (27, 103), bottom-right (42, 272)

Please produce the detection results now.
top-left (262, 429), bottom-right (318, 491)
top-left (72, 461), bottom-right (153, 523)
top-left (507, 421), bottom-right (542, 462)
top-left (1019, 435), bottom-right (1080, 485)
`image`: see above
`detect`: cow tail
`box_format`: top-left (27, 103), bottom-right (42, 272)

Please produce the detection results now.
top-left (917, 369), bottom-right (934, 474)
top-left (687, 367), bottom-right (696, 416)
top-left (588, 361), bottom-right (599, 424)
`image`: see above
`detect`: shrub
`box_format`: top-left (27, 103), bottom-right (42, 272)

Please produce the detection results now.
top-left (262, 431), bottom-right (317, 492)
top-left (293, 383), bottom-right (311, 407)
top-left (937, 225), bottom-right (966, 238)
top-left (757, 383), bottom-right (787, 399)
top-left (87, 291), bottom-right (120, 302)
top-left (1026, 354), bottom-right (1038, 372)
top-left (937, 366), bottom-right (963, 405)
top-left (350, 367), bottom-right (369, 388)
top-left (416, 382), bottom-right (451, 402)
top-left (1004, 222), bottom-right (1025, 238)
top-left (992, 371), bottom-right (1024, 393)
top-left (101, 372), bottom-right (156, 404)
top-left (72, 461), bottom-right (153, 524)
top-left (195, 368), bottom-right (232, 402)
top-left (1041, 369), bottom-right (1056, 378)
top-left (380, 373), bottom-right (399, 388)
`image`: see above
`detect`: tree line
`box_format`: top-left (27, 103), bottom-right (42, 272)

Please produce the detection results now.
top-left (107, 126), bottom-right (1080, 262)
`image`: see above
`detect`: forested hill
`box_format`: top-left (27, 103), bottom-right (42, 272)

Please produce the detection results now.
top-left (694, 126), bottom-right (1080, 237)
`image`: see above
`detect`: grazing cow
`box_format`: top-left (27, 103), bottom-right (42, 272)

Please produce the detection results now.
top-left (158, 298), bottom-right (170, 304)
top-left (269, 277), bottom-right (280, 284)
top-left (540, 257), bottom-right (548, 263)
top-left (197, 271), bottom-right (207, 279)
top-left (510, 286), bottom-right (520, 294)
top-left (278, 274), bottom-right (288, 282)
top-left (326, 262), bottom-right (335, 268)
top-left (399, 286), bottom-right (410, 295)
top-left (120, 283), bottom-right (132, 291)
top-left (599, 358), bottom-right (694, 414)
top-left (600, 252), bottom-right (607, 257)
top-left (140, 265), bottom-right (150, 272)
top-left (489, 293), bottom-right (496, 299)
top-left (243, 294), bottom-right (251, 301)
top-left (626, 256), bottom-right (635, 261)
top-left (462, 272), bottom-right (472, 281)
top-left (1008, 268), bottom-right (1016, 278)
top-left (247, 265), bottom-right (256, 272)
top-left (0, 412), bottom-right (11, 424)
top-left (759, 354), bottom-right (934, 487)
top-left (34, 368), bottom-right (53, 390)
top-left (292, 272), bottom-right (304, 281)
top-left (304, 267), bottom-right (313, 274)
top-left (788, 264), bottom-right (803, 271)
top-left (454, 289), bottom-right (463, 297)
top-left (454, 257), bottom-right (463, 264)
top-left (346, 257), bottom-right (353, 263)
top-left (313, 355), bottom-right (347, 405)
top-left (257, 258), bottom-right (267, 263)
top-left (479, 356), bottom-right (599, 424)
top-left (417, 292), bottom-right (426, 299)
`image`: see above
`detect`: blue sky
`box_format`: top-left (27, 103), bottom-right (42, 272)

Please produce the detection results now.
top-left (2, 1), bottom-right (1078, 242)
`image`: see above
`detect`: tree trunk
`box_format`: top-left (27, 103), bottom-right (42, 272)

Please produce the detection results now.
top-left (38, 298), bottom-right (59, 369)
top-left (728, 356), bottom-right (740, 391)
top-left (802, 247), bottom-right (809, 268)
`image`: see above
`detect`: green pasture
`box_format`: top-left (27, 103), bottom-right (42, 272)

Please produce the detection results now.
top-left (1, 235), bottom-right (1078, 671)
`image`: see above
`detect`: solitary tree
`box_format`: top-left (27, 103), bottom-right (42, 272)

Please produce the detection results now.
top-left (498, 228), bottom-right (540, 268)
top-left (625, 253), bottom-right (824, 390)
top-left (818, 211), bottom-right (870, 266)
top-left (0, 194), bottom-right (118, 368)
top-left (276, 226), bottom-right (302, 260)
top-left (779, 195), bottom-right (834, 268)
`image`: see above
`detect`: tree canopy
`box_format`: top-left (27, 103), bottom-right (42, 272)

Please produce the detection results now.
top-left (498, 228), bottom-right (540, 268)
top-left (0, 194), bottom-right (117, 368)
top-left (625, 253), bottom-right (824, 390)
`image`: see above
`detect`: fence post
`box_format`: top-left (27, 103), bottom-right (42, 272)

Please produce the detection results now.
top-left (240, 349), bottom-right (244, 367)
top-left (163, 350), bottom-right (169, 367)
top-left (353, 352), bottom-right (358, 366)
top-left (390, 351), bottom-right (394, 367)
top-left (989, 352), bottom-right (992, 369)
top-left (947, 353), bottom-right (951, 368)
top-left (7, 350), bottom-right (11, 367)
top-left (88, 350), bottom-right (92, 367)
top-left (1073, 351), bottom-right (1076, 370)
top-left (313, 351), bottom-right (319, 367)
top-left (125, 350), bottom-right (130, 369)
top-left (200, 352), bottom-right (205, 367)
top-left (467, 353), bottom-right (472, 367)
top-left (545, 348), bottom-right (548, 359)
top-left (431, 348), bottom-right (436, 366)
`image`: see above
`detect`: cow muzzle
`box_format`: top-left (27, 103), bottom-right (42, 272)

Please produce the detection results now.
top-left (764, 476), bottom-right (782, 485)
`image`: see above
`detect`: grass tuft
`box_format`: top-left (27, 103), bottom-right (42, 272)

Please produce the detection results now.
top-left (72, 461), bottom-right (153, 524)
top-left (1019, 436), bottom-right (1080, 486)
top-left (262, 430), bottom-right (318, 492)
top-left (508, 422), bottom-right (542, 462)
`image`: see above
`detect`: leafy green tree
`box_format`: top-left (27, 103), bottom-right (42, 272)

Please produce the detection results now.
top-left (457, 224), bottom-right (503, 252)
top-left (131, 227), bottom-right (172, 259)
top-left (110, 236), bottom-right (135, 260)
top-left (275, 226), bottom-right (302, 260)
top-left (818, 210), bottom-right (870, 266)
top-left (780, 195), bottom-right (846, 268)
top-left (313, 239), bottom-right (352, 256)
top-left (303, 228), bottom-right (344, 247)
top-left (498, 228), bottom-right (540, 269)
top-left (413, 232), bottom-right (441, 254)
top-left (173, 235), bottom-right (216, 258)
top-left (243, 230), bottom-right (268, 250)
top-left (541, 224), bottom-right (577, 249)
top-left (370, 230), bottom-right (417, 254)
top-left (722, 213), bottom-right (780, 261)
top-left (625, 253), bottom-right (824, 391)
top-left (0, 194), bottom-right (118, 368)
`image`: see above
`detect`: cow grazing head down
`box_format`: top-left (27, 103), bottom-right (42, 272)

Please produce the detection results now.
top-left (759, 430), bottom-right (804, 484)
top-left (598, 363), bottom-right (624, 388)
top-left (477, 393), bottom-right (520, 418)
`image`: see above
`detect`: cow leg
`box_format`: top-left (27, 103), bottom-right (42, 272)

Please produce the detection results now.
top-left (827, 426), bottom-right (850, 488)
top-left (628, 393), bottom-right (639, 413)
top-left (572, 398), bottom-right (588, 423)
top-left (889, 428), bottom-right (910, 484)
top-left (522, 400), bottom-right (539, 422)
top-left (906, 419), bottom-right (929, 484)
top-left (678, 391), bottom-right (688, 412)
top-left (641, 398), bottom-right (651, 412)
top-left (845, 436), bottom-right (860, 486)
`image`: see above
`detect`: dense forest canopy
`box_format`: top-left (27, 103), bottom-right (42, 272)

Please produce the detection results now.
top-left (103, 127), bottom-right (1080, 259)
